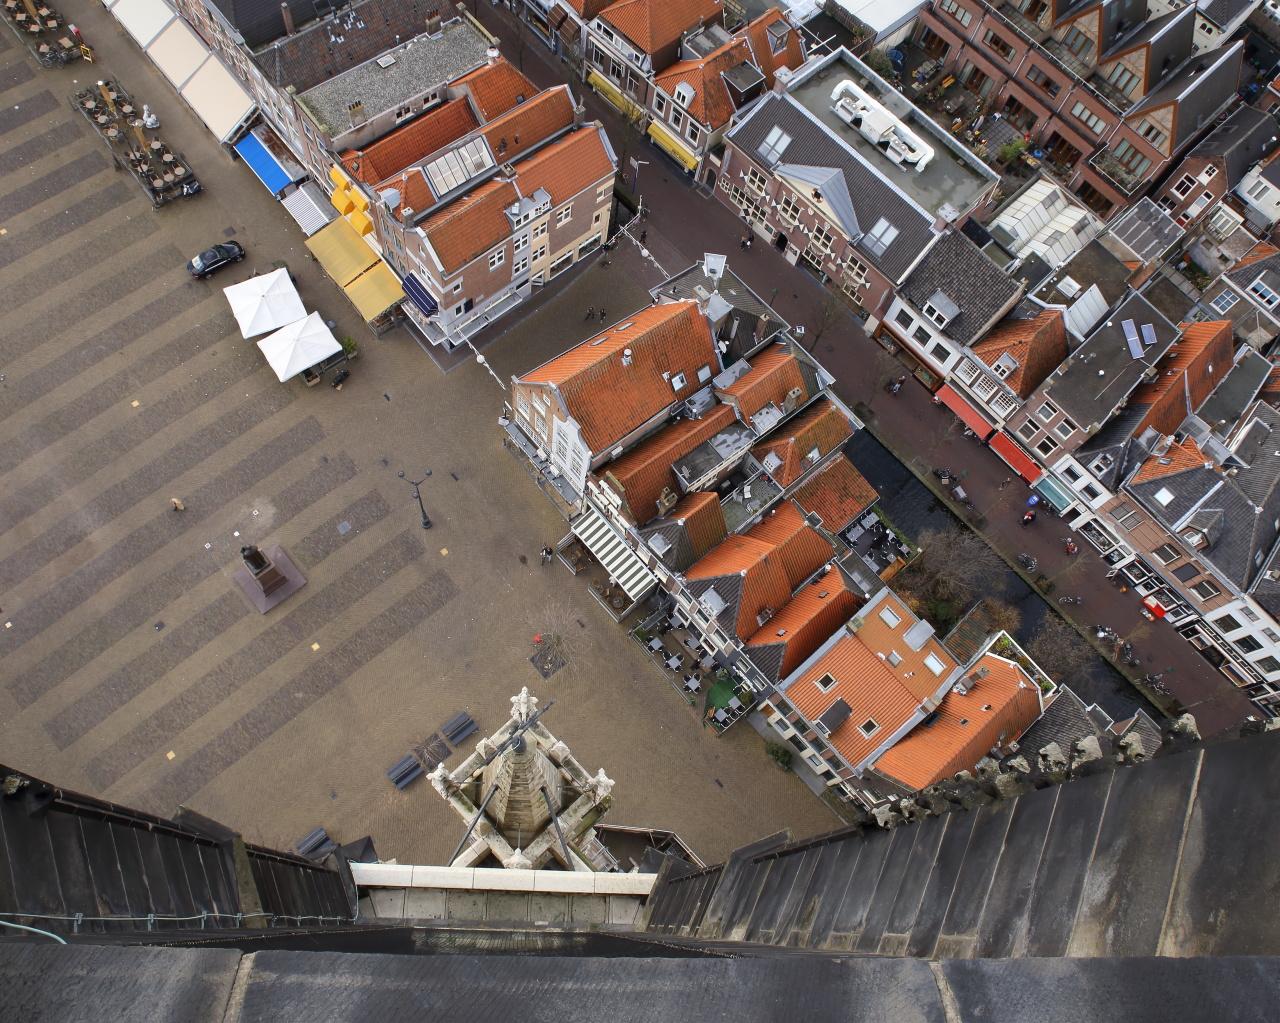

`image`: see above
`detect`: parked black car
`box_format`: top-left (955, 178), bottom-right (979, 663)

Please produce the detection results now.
top-left (187, 241), bottom-right (244, 279)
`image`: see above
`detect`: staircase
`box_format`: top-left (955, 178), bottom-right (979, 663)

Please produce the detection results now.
top-left (641, 728), bottom-right (1280, 959)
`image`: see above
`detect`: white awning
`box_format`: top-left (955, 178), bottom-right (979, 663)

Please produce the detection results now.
top-left (180, 57), bottom-right (256, 144)
top-left (281, 182), bottom-right (337, 237)
top-left (110, 0), bottom-right (174, 47)
top-left (147, 19), bottom-right (213, 91)
top-left (256, 312), bottom-right (341, 382)
top-left (572, 504), bottom-right (657, 601)
top-left (223, 268), bottom-right (306, 339)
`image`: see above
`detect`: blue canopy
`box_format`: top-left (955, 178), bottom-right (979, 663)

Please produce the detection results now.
top-left (234, 132), bottom-right (293, 196)
top-left (403, 273), bottom-right (439, 317)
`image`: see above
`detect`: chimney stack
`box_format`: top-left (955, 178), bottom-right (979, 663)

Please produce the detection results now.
top-left (486, 44), bottom-right (501, 64)
top-left (280, 1), bottom-right (295, 36)
top-left (426, 8), bottom-right (442, 34)
top-left (347, 100), bottom-right (365, 127)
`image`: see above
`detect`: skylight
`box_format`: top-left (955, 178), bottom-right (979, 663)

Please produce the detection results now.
top-left (757, 125), bottom-right (791, 164)
top-left (423, 137), bottom-right (494, 197)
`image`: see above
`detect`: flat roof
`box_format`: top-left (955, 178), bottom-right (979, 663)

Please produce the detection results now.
top-left (298, 20), bottom-right (490, 135)
top-left (786, 52), bottom-right (995, 218)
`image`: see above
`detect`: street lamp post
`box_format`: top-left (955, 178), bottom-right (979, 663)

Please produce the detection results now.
top-left (399, 471), bottom-right (432, 529)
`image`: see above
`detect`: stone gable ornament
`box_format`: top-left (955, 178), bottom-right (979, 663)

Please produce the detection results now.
top-left (511, 686), bottom-right (538, 723)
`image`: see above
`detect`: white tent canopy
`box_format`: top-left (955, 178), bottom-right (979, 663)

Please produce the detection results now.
top-left (256, 312), bottom-right (342, 382)
top-left (223, 268), bottom-right (306, 339)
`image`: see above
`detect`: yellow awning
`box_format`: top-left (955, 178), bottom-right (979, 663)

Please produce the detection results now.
top-left (331, 189), bottom-right (355, 215)
top-left (329, 164), bottom-right (352, 191)
top-left (587, 69), bottom-right (643, 120)
top-left (348, 209), bottom-right (373, 237)
top-left (306, 216), bottom-right (377, 288)
top-left (647, 121), bottom-right (698, 172)
top-left (345, 261), bottom-right (405, 321)
top-left (349, 188), bottom-right (369, 212)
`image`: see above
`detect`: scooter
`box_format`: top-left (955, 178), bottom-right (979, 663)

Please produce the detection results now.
top-left (1064, 538), bottom-right (1079, 555)
top-left (1021, 509), bottom-right (1037, 526)
top-left (331, 368), bottom-right (350, 390)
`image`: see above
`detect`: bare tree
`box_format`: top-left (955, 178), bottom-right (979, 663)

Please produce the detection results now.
top-left (984, 599), bottom-right (1023, 637)
top-left (1026, 613), bottom-right (1080, 682)
top-left (805, 292), bottom-right (847, 351)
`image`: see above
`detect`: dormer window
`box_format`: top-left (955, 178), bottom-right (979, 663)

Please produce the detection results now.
top-left (993, 353), bottom-right (1019, 378)
top-left (757, 125), bottom-right (791, 164)
top-left (671, 371), bottom-right (688, 390)
top-left (673, 82), bottom-right (695, 107)
top-left (1248, 274), bottom-right (1280, 309)
top-left (922, 291), bottom-right (958, 328)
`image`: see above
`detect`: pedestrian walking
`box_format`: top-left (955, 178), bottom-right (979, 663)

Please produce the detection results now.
top-left (740, 234), bottom-right (749, 249)
top-left (639, 230), bottom-right (647, 244)
top-left (999, 476), bottom-right (1012, 490)
top-left (170, 498), bottom-right (186, 512)
top-left (599, 308), bottom-right (607, 322)
top-left (540, 545), bottom-right (554, 565)
top-left (585, 305), bottom-right (596, 321)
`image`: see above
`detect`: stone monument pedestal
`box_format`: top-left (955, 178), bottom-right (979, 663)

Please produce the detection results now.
top-left (232, 543), bottom-right (306, 613)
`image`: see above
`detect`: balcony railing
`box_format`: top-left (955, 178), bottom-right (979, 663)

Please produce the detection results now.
top-left (1088, 150), bottom-right (1144, 195)
top-left (998, 1), bottom-right (1049, 41)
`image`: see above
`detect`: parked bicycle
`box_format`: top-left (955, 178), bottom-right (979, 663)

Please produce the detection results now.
top-left (1058, 596), bottom-right (1083, 605)
top-left (1017, 552), bottom-right (1038, 573)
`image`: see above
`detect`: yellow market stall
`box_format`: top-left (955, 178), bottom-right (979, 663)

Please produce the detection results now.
top-left (304, 217), bottom-right (403, 330)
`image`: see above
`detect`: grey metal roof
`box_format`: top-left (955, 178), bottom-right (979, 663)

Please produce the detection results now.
top-left (899, 231), bottom-right (1022, 347)
top-left (1044, 293), bottom-right (1180, 428)
top-left (1198, 0), bottom-right (1256, 28)
top-left (1102, 4), bottom-right (1192, 69)
top-left (1077, 410), bottom-right (1151, 490)
top-left (1014, 685), bottom-right (1106, 757)
top-left (1107, 198), bottom-right (1185, 264)
top-left (1030, 238), bottom-right (1131, 308)
top-left (726, 92), bottom-right (934, 281)
top-left (1187, 105), bottom-right (1279, 186)
top-left (1196, 349), bottom-right (1271, 433)
top-left (298, 20), bottom-right (490, 134)
top-left (1131, 41), bottom-right (1244, 150)
top-left (775, 163), bottom-right (860, 239)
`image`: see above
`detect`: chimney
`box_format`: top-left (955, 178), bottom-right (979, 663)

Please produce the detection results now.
top-left (486, 44), bottom-right (501, 64)
top-left (347, 100), bottom-right (365, 127)
top-left (426, 8), bottom-right (442, 34)
top-left (280, 1), bottom-right (295, 35)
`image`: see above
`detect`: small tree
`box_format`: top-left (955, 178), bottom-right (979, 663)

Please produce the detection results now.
top-left (863, 49), bottom-right (896, 81)
top-left (997, 138), bottom-right (1028, 166)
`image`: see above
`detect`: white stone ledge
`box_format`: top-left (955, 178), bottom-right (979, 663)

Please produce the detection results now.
top-left (351, 862), bottom-right (657, 895)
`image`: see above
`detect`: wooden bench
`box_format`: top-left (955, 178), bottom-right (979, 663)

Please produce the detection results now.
top-left (441, 712), bottom-right (477, 746)
top-left (386, 754), bottom-right (424, 790)
top-left (295, 827), bottom-right (336, 861)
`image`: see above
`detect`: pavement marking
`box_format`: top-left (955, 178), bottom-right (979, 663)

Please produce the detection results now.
top-left (4, 418), bottom-right (331, 676)
top-left (0, 182), bottom-right (137, 274)
top-left (0, 89), bottom-right (57, 136)
top-left (142, 570), bottom-right (459, 811)
top-left (43, 491), bottom-right (392, 749)
top-left (0, 149), bottom-right (108, 223)
top-left (84, 529), bottom-right (428, 788)
top-left (0, 122), bottom-right (82, 176)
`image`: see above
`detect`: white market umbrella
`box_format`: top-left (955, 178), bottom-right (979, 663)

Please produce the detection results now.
top-left (256, 312), bottom-right (342, 383)
top-left (223, 267), bottom-right (306, 339)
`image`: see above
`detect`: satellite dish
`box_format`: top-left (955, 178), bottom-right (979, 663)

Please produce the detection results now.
top-left (704, 253), bottom-right (727, 284)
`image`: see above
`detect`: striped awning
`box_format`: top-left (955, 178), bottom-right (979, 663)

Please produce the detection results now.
top-left (403, 272), bottom-right (438, 317)
top-left (572, 503), bottom-right (657, 601)
top-left (280, 182), bottom-right (336, 237)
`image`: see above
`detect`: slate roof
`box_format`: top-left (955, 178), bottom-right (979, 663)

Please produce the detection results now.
top-left (899, 231), bottom-right (1022, 347)
top-left (873, 654), bottom-right (1041, 791)
top-left (1014, 685), bottom-right (1108, 758)
top-left (639, 490), bottom-right (727, 570)
top-left (1224, 246), bottom-right (1280, 296)
top-left (1199, 0), bottom-right (1255, 27)
top-left (969, 307), bottom-right (1067, 399)
top-left (1186, 104), bottom-right (1279, 187)
top-left (653, 39), bottom-right (754, 129)
top-left (788, 455), bottom-right (878, 534)
top-left (258, 4), bottom-right (480, 99)
top-left (597, 0), bottom-right (723, 55)
top-left (341, 98), bottom-right (478, 185)
top-left (751, 397), bottom-right (854, 487)
top-left (1043, 293), bottom-right (1180, 429)
top-left (726, 93), bottom-right (933, 281)
top-left (208, 0), bottom-right (315, 48)
top-left (520, 302), bottom-right (719, 454)
top-left (602, 405), bottom-right (737, 523)
top-left (1127, 403), bottom-right (1280, 590)
top-left (1196, 349), bottom-right (1271, 432)
top-left (744, 572), bottom-right (862, 683)
top-left (1129, 41), bottom-right (1243, 150)
top-left (454, 60), bottom-right (538, 121)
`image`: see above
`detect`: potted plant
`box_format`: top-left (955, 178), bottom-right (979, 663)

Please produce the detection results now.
top-left (339, 335), bottom-right (359, 360)
top-left (996, 138), bottom-right (1027, 167)
top-left (766, 742), bottom-right (793, 771)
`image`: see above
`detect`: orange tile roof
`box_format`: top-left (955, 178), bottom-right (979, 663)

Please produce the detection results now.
top-left (787, 633), bottom-right (924, 769)
top-left (1261, 363), bottom-right (1280, 403)
top-left (687, 502), bottom-right (833, 639)
top-left (1130, 436), bottom-right (1210, 485)
top-left (560, 0), bottom-right (613, 17)
top-left (1233, 241), bottom-right (1280, 271)
top-left (478, 86), bottom-right (575, 163)
top-left (598, 0), bottom-right (723, 54)
top-left (514, 124), bottom-right (614, 207)
top-left (1131, 320), bottom-right (1234, 437)
top-left (873, 654), bottom-right (1042, 791)
top-left (970, 309), bottom-right (1067, 399)
top-left (421, 177), bottom-right (519, 274)
top-left (653, 39), bottom-right (751, 129)
top-left (669, 490), bottom-right (727, 559)
top-left (790, 455), bottom-right (878, 533)
top-left (603, 405), bottom-right (736, 523)
top-left (341, 98), bottom-right (478, 185)
top-left (852, 592), bottom-right (960, 704)
top-left (720, 344), bottom-right (809, 421)
top-left (746, 573), bottom-right (862, 680)
top-left (752, 398), bottom-right (854, 487)
top-left (454, 59), bottom-right (538, 121)
top-left (743, 8), bottom-right (805, 86)
top-left (521, 302), bottom-right (719, 453)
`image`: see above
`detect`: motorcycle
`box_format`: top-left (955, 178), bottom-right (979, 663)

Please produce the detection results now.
top-left (933, 467), bottom-right (954, 483)
top-left (1058, 596), bottom-right (1082, 605)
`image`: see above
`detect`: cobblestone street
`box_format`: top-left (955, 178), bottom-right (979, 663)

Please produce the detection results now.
top-left (0, 1), bottom-right (837, 865)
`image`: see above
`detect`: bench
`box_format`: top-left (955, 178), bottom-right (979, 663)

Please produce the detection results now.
top-left (441, 712), bottom-right (477, 746)
top-left (295, 827), bottom-right (337, 861)
top-left (386, 754), bottom-right (424, 790)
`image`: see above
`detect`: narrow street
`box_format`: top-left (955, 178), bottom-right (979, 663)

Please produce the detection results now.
top-left (474, 4), bottom-right (1260, 736)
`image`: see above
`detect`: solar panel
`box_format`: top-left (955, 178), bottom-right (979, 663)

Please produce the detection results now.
top-left (1122, 319), bottom-right (1143, 360)
top-left (1140, 323), bottom-right (1157, 347)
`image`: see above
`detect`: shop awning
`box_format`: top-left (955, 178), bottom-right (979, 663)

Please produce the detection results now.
top-left (281, 182), bottom-right (336, 237)
top-left (646, 121), bottom-right (699, 172)
top-left (234, 132), bottom-right (294, 195)
top-left (936, 384), bottom-right (994, 441)
top-left (306, 217), bottom-right (378, 287)
top-left (572, 503), bottom-right (657, 601)
top-left (403, 272), bottom-right (439, 317)
top-left (110, 0), bottom-right (173, 47)
top-left (587, 70), bottom-right (643, 119)
top-left (1033, 474), bottom-right (1076, 512)
top-left (344, 262), bottom-right (404, 321)
top-left (990, 431), bottom-right (1042, 483)
top-left (180, 56), bottom-right (256, 143)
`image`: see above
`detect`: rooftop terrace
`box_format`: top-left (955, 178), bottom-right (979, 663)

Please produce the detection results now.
top-left (786, 52), bottom-right (997, 218)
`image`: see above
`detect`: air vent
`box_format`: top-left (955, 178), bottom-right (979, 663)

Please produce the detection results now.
top-left (1057, 275), bottom-right (1081, 298)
